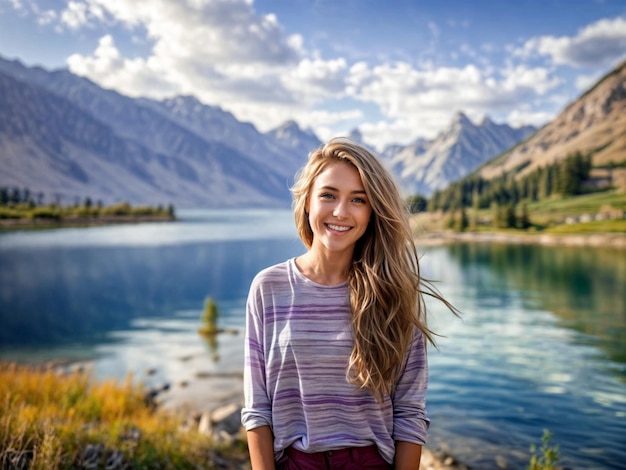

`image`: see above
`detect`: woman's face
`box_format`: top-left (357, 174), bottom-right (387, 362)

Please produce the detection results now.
top-left (305, 161), bottom-right (372, 258)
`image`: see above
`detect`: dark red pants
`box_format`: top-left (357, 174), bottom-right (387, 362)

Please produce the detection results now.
top-left (276, 445), bottom-right (391, 470)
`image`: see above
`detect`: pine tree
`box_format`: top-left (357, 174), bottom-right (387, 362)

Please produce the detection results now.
top-left (457, 206), bottom-right (469, 232)
top-left (518, 202), bottom-right (530, 229)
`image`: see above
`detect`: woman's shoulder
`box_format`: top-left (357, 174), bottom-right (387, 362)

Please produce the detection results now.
top-left (250, 258), bottom-right (293, 287)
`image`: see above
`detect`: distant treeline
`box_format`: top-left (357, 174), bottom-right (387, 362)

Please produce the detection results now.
top-left (427, 151), bottom-right (596, 212)
top-left (405, 152), bottom-right (620, 230)
top-left (0, 187), bottom-right (175, 220)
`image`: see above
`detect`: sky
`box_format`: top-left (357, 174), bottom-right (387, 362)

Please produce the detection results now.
top-left (1, 0), bottom-right (626, 150)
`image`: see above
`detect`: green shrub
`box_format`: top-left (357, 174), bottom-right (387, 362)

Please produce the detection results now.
top-left (130, 205), bottom-right (157, 216)
top-left (0, 207), bottom-right (22, 219)
top-left (101, 202), bottom-right (132, 216)
top-left (199, 296), bottom-right (219, 335)
top-left (28, 207), bottom-right (62, 220)
top-left (528, 429), bottom-right (559, 470)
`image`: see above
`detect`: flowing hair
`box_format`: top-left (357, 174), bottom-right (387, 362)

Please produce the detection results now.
top-left (292, 137), bottom-right (457, 401)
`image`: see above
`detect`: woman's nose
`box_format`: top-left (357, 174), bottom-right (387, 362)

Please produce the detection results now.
top-left (333, 200), bottom-right (347, 218)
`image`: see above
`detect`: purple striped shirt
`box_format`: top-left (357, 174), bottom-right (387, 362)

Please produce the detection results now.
top-left (241, 258), bottom-right (430, 464)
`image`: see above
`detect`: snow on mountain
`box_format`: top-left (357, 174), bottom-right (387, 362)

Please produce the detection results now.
top-left (383, 112), bottom-right (536, 196)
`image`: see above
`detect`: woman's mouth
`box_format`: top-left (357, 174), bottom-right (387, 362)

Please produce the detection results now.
top-left (326, 223), bottom-right (351, 232)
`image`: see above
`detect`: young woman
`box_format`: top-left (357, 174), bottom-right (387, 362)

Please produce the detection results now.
top-left (241, 138), bottom-right (456, 469)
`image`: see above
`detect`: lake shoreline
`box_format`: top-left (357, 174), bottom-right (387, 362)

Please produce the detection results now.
top-left (416, 229), bottom-right (626, 249)
top-left (0, 214), bottom-right (176, 230)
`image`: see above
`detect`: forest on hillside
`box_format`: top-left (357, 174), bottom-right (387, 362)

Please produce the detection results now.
top-left (408, 152), bottom-right (625, 231)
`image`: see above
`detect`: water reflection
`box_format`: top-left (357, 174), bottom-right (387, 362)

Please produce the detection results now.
top-left (444, 243), bottom-right (626, 370)
top-left (0, 237), bottom-right (303, 347)
top-left (421, 244), bottom-right (626, 469)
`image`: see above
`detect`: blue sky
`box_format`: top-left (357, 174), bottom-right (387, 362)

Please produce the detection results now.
top-left (1, 0), bottom-right (625, 149)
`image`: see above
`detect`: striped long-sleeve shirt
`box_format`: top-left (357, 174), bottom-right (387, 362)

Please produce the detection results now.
top-left (241, 258), bottom-right (430, 464)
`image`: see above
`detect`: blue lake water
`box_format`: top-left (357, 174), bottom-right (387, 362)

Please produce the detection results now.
top-left (0, 209), bottom-right (624, 469)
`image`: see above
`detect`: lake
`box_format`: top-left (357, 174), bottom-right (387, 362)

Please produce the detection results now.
top-left (1, 209), bottom-right (624, 469)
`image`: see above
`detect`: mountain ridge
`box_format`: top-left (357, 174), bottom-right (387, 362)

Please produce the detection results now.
top-left (379, 111), bottom-right (536, 196)
top-left (5, 55), bottom-right (619, 208)
top-left (0, 57), bottom-right (318, 207)
top-left (480, 59), bottom-right (626, 182)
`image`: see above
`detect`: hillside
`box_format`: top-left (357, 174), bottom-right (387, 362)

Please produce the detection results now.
top-left (480, 60), bottom-right (626, 189)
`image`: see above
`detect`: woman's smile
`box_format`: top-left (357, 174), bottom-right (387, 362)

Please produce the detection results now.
top-left (326, 223), bottom-right (351, 233)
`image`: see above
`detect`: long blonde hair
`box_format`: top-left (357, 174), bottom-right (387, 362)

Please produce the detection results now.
top-left (292, 137), bottom-right (456, 401)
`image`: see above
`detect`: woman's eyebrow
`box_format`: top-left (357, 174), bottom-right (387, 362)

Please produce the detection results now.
top-left (319, 185), bottom-right (366, 195)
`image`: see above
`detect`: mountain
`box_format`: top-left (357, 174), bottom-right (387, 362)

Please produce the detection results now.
top-left (380, 112), bottom-right (536, 196)
top-left (0, 57), bottom-right (317, 208)
top-left (265, 120), bottom-right (322, 163)
top-left (479, 60), bottom-right (626, 183)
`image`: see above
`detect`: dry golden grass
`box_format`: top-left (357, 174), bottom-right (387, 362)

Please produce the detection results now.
top-left (0, 362), bottom-right (247, 469)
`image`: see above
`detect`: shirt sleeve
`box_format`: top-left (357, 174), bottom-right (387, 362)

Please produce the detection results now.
top-left (391, 328), bottom-right (430, 444)
top-left (241, 276), bottom-right (273, 431)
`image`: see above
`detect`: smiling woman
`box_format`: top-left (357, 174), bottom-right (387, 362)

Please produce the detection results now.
top-left (241, 138), bottom-right (458, 470)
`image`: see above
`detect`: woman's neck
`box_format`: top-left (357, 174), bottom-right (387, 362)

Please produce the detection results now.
top-left (295, 249), bottom-right (352, 286)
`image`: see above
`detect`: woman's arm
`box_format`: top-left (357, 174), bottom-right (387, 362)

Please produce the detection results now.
top-left (391, 330), bottom-right (429, 467)
top-left (394, 441), bottom-right (422, 470)
top-left (247, 425), bottom-right (276, 470)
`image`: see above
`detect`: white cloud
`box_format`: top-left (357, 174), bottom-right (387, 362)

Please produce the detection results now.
top-left (61, 1), bottom-right (90, 29)
top-left (63, 0), bottom-right (307, 107)
top-left (282, 57), bottom-right (348, 102)
top-left (501, 65), bottom-right (561, 95)
top-left (60, 0), bottom-right (365, 137)
top-left (346, 61), bottom-right (560, 145)
top-left (7, 0), bottom-right (23, 10)
top-left (5, 0), bottom-right (57, 25)
top-left (293, 108), bottom-right (364, 143)
top-left (359, 119), bottom-right (420, 150)
top-left (516, 16), bottom-right (626, 67)
top-left (36, 8), bottom-right (56, 25)
top-left (575, 71), bottom-right (604, 92)
top-left (67, 35), bottom-right (182, 98)
top-left (507, 108), bottom-right (552, 129)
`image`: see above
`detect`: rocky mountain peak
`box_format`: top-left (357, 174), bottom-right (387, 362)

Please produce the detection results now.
top-left (451, 111), bottom-right (472, 125)
top-left (348, 128), bottom-right (364, 143)
top-left (388, 113), bottom-right (536, 196)
top-left (273, 119), bottom-right (301, 135)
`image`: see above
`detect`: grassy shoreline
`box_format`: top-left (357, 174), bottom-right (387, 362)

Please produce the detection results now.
top-left (0, 201), bottom-right (177, 231)
top-left (0, 362), bottom-right (249, 469)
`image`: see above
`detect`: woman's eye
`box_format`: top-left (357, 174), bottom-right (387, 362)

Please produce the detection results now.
top-left (320, 193), bottom-right (334, 199)
top-left (352, 197), bottom-right (366, 204)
